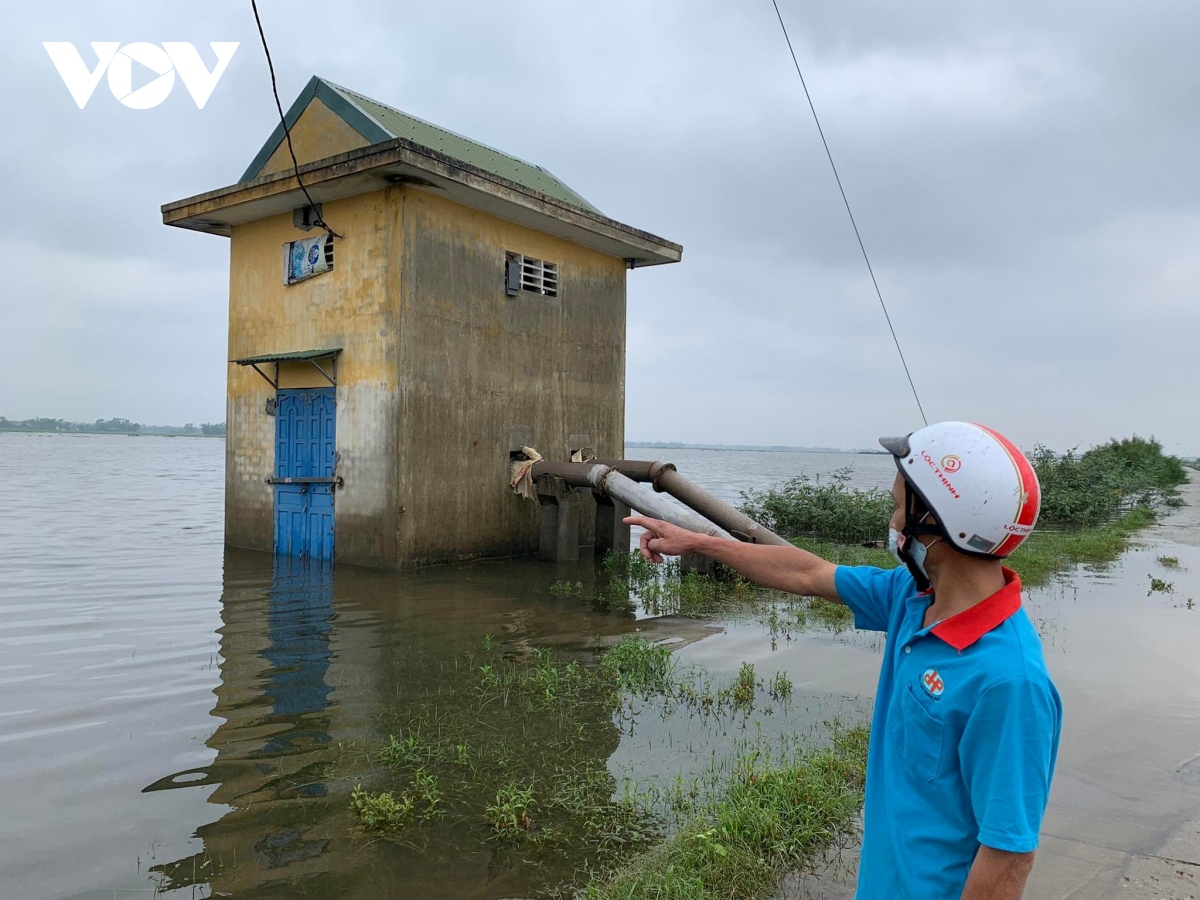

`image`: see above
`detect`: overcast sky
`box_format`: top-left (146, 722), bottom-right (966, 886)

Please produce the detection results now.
top-left (5, 1), bottom-right (1198, 453)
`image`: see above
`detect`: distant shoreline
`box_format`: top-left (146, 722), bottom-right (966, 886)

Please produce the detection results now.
top-left (0, 430), bottom-right (224, 438)
top-left (3, 433), bottom-right (886, 452)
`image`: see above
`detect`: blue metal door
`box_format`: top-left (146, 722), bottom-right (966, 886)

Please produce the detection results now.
top-left (273, 388), bottom-right (336, 560)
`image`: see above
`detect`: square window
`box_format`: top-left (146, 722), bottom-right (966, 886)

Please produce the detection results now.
top-left (505, 251), bottom-right (558, 297)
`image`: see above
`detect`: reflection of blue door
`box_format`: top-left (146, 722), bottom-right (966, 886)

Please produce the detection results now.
top-left (262, 555), bottom-right (334, 763)
top-left (274, 389), bottom-right (336, 560)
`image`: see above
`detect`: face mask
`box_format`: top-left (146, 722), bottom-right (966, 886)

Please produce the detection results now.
top-left (888, 527), bottom-right (938, 582)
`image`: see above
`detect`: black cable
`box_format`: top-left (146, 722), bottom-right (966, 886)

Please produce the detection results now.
top-left (250, 0), bottom-right (342, 239)
top-left (770, 0), bottom-right (927, 426)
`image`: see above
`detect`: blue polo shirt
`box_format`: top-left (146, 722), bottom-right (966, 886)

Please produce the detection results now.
top-left (835, 564), bottom-right (1062, 900)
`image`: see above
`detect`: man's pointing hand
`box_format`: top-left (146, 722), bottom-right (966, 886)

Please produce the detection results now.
top-left (623, 516), bottom-right (699, 563)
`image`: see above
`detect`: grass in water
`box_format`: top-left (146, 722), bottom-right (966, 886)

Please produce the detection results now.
top-left (599, 544), bottom-right (880, 635)
top-left (725, 662), bottom-right (758, 710)
top-left (1006, 507), bottom-right (1156, 587)
top-left (349, 768), bottom-right (445, 834)
top-left (350, 785), bottom-right (416, 834)
top-left (598, 634), bottom-right (677, 697)
top-left (487, 781), bottom-right (537, 838)
top-left (768, 670), bottom-right (794, 703)
top-left (551, 580), bottom-right (585, 597)
top-left (600, 552), bottom-right (761, 618)
top-left (337, 634), bottom-right (805, 887)
top-left (580, 725), bottom-right (869, 900)
top-left (1147, 575), bottom-right (1175, 596)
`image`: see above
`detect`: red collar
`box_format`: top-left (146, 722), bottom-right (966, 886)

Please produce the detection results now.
top-left (929, 567), bottom-right (1023, 651)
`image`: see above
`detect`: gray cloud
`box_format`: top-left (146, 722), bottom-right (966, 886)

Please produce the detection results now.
top-left (4, 0), bottom-right (1197, 453)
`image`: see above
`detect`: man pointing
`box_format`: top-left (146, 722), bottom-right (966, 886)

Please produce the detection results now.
top-left (627, 421), bottom-right (1062, 900)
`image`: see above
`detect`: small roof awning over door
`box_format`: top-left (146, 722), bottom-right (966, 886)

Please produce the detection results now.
top-left (232, 348), bottom-right (342, 388)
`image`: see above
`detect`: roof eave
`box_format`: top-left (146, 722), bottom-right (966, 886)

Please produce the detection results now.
top-left (163, 137), bottom-right (682, 267)
top-left (232, 348), bottom-right (342, 365)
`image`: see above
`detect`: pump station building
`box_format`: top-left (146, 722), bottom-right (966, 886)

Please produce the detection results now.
top-left (162, 77), bottom-right (681, 568)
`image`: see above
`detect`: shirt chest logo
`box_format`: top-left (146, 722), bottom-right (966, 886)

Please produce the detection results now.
top-left (921, 668), bottom-right (945, 699)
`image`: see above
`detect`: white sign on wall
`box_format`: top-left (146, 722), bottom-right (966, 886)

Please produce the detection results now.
top-left (284, 234), bottom-right (335, 285)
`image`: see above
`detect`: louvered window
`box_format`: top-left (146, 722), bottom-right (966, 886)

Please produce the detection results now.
top-left (505, 252), bottom-right (558, 297)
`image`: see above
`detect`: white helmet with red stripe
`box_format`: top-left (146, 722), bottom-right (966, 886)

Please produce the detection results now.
top-left (880, 421), bottom-right (1040, 558)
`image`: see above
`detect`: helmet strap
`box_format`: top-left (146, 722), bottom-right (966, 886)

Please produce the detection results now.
top-left (898, 481), bottom-right (943, 592)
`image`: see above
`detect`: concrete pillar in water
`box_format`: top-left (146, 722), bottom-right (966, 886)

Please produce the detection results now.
top-left (536, 476), bottom-right (581, 562)
top-left (593, 491), bottom-right (631, 559)
top-left (679, 552), bottom-right (718, 575)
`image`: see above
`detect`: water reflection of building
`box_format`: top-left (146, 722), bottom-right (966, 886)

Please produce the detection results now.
top-left (147, 550), bottom-right (358, 894)
top-left (147, 549), bottom-right (698, 898)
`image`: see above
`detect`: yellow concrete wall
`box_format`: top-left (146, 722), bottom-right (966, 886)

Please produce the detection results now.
top-left (276, 359), bottom-right (337, 389)
top-left (258, 98), bottom-right (372, 177)
top-left (226, 187), bottom-right (403, 566)
top-left (395, 187), bottom-right (627, 566)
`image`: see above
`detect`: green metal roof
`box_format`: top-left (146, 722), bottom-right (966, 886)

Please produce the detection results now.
top-left (242, 76), bottom-right (598, 213)
top-left (232, 348), bottom-right (342, 365)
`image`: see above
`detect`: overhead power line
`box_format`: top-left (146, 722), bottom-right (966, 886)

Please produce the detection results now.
top-left (250, 0), bottom-right (342, 239)
top-left (770, 0), bottom-right (928, 426)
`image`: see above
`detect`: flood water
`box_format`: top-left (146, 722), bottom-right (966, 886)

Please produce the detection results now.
top-left (3, 434), bottom-right (1200, 900)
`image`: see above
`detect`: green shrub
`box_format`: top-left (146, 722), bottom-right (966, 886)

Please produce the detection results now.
top-left (1101, 435), bottom-right (1188, 488)
top-left (1033, 435), bottom-right (1187, 526)
top-left (1028, 445), bottom-right (1127, 526)
top-left (737, 436), bottom-right (1186, 540)
top-left (739, 468), bottom-right (892, 543)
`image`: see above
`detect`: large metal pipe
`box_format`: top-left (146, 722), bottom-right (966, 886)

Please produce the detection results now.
top-left (654, 468), bottom-right (791, 547)
top-left (530, 459), bottom-right (658, 485)
top-left (585, 465), bottom-right (733, 541)
top-left (529, 458), bottom-right (790, 546)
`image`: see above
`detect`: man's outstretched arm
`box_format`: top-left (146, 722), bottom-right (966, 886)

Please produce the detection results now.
top-left (624, 516), bottom-right (840, 602)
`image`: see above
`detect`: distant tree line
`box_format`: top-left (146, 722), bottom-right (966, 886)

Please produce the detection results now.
top-left (0, 417), bottom-right (226, 436)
